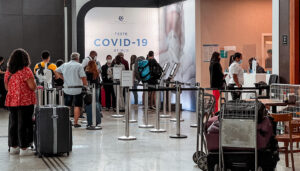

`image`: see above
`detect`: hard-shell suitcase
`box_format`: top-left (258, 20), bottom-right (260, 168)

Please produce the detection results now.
top-left (35, 106), bottom-right (72, 157)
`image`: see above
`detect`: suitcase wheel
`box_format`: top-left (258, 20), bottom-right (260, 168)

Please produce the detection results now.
top-left (193, 151), bottom-right (206, 164)
top-left (197, 155), bottom-right (208, 171)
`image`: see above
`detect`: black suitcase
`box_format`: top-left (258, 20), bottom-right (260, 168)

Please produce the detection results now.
top-left (35, 105), bottom-right (72, 157)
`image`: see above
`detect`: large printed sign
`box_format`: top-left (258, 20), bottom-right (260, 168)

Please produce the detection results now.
top-left (85, 7), bottom-right (159, 65)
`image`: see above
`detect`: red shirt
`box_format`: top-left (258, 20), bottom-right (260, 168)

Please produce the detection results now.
top-left (4, 67), bottom-right (36, 107)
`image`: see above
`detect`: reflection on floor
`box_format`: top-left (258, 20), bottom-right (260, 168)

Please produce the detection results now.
top-left (0, 106), bottom-right (299, 171)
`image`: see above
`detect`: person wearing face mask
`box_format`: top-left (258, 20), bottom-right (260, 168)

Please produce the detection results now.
top-left (82, 51), bottom-right (101, 73)
top-left (228, 52), bottom-right (244, 100)
top-left (101, 55), bottom-right (116, 111)
top-left (209, 52), bottom-right (226, 113)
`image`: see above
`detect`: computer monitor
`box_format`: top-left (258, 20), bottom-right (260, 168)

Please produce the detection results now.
top-left (162, 63), bottom-right (168, 72)
top-left (170, 63), bottom-right (179, 77)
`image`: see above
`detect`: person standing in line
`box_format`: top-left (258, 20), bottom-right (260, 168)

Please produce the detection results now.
top-left (0, 56), bottom-right (7, 109)
top-left (85, 60), bottom-right (102, 127)
top-left (112, 55), bottom-right (126, 111)
top-left (81, 50), bottom-right (101, 72)
top-left (53, 59), bottom-right (64, 88)
top-left (147, 51), bottom-right (162, 109)
top-left (130, 55), bottom-right (138, 105)
top-left (33, 50), bottom-right (57, 86)
top-left (228, 52), bottom-right (244, 100)
top-left (209, 52), bottom-right (226, 113)
top-left (112, 52), bottom-right (129, 70)
top-left (55, 52), bottom-right (88, 128)
top-left (102, 55), bottom-right (116, 111)
top-left (5, 49), bottom-right (37, 156)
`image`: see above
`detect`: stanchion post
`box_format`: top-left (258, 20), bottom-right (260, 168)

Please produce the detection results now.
top-left (123, 86), bottom-right (137, 123)
top-left (150, 85), bottom-right (166, 133)
top-left (112, 83), bottom-right (124, 118)
top-left (52, 88), bottom-right (57, 105)
top-left (139, 83), bottom-right (154, 128)
top-left (87, 84), bottom-right (102, 130)
top-left (160, 82), bottom-right (171, 118)
top-left (191, 83), bottom-right (200, 128)
top-left (170, 82), bottom-right (187, 138)
top-left (170, 83), bottom-right (184, 122)
top-left (118, 87), bottom-right (136, 140)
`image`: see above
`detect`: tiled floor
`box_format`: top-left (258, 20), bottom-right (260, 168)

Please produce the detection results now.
top-left (0, 106), bottom-right (298, 171)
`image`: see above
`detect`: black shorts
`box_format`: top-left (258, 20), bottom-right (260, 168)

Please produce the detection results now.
top-left (64, 93), bottom-right (83, 107)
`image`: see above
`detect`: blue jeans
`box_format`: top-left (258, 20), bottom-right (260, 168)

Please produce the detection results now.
top-left (132, 81), bottom-right (138, 105)
top-left (85, 88), bottom-right (102, 126)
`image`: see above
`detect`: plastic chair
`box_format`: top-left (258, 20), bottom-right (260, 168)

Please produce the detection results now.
top-left (271, 113), bottom-right (300, 171)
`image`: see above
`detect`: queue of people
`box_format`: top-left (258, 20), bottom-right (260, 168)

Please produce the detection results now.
top-left (1, 48), bottom-right (163, 156)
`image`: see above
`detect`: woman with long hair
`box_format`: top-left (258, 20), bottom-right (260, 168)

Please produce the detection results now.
top-left (209, 52), bottom-right (226, 113)
top-left (130, 55), bottom-right (138, 105)
top-left (85, 60), bottom-right (102, 128)
top-left (5, 49), bottom-right (36, 156)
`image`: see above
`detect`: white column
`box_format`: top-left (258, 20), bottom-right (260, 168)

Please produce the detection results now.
top-left (272, 0), bottom-right (280, 75)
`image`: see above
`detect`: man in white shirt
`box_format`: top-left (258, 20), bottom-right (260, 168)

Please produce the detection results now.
top-left (81, 51), bottom-right (101, 72)
top-left (228, 52), bottom-right (244, 100)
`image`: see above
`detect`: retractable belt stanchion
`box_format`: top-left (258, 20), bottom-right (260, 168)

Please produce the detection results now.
top-left (118, 87), bottom-right (137, 140)
top-left (191, 83), bottom-right (200, 128)
top-left (150, 85), bottom-right (166, 133)
top-left (170, 82), bottom-right (187, 139)
top-left (123, 87), bottom-right (137, 123)
top-left (87, 84), bottom-right (102, 130)
top-left (112, 83), bottom-right (124, 118)
top-left (170, 83), bottom-right (184, 122)
top-left (139, 83), bottom-right (154, 128)
top-left (160, 82), bottom-right (171, 118)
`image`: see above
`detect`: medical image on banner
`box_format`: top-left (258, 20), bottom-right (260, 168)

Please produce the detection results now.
top-left (159, 0), bottom-right (196, 110)
top-left (85, 8), bottom-right (159, 65)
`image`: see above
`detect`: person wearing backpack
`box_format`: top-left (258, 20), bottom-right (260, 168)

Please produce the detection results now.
top-left (33, 50), bottom-right (57, 86)
top-left (81, 50), bottom-right (101, 72)
top-left (147, 51), bottom-right (162, 109)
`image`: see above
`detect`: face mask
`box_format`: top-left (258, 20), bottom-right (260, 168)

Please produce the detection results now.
top-left (238, 60), bottom-right (243, 64)
top-left (107, 59), bottom-right (112, 63)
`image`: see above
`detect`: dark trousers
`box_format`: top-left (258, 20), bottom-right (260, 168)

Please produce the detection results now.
top-left (228, 84), bottom-right (241, 100)
top-left (0, 80), bottom-right (7, 108)
top-left (8, 105), bottom-right (34, 148)
top-left (104, 85), bottom-right (116, 108)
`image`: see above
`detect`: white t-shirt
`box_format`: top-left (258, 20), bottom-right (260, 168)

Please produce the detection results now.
top-left (228, 61), bottom-right (244, 85)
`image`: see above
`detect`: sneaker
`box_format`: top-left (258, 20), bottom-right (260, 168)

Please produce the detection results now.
top-left (9, 147), bottom-right (20, 155)
top-left (19, 148), bottom-right (34, 156)
top-left (74, 124), bottom-right (81, 128)
top-left (79, 115), bottom-right (85, 118)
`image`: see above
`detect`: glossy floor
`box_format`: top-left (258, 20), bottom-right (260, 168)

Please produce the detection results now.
top-left (0, 107), bottom-right (299, 171)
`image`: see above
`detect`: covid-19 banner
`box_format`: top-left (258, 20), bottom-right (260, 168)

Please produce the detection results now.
top-left (85, 7), bottom-right (159, 65)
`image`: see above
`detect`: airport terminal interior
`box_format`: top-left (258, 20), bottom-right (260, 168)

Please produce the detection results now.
top-left (0, 0), bottom-right (299, 170)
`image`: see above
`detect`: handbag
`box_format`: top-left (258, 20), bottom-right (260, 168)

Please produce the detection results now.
top-left (83, 90), bottom-right (92, 105)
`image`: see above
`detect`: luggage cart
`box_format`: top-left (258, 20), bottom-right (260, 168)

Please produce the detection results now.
top-left (217, 90), bottom-right (259, 171)
top-left (193, 88), bottom-right (216, 169)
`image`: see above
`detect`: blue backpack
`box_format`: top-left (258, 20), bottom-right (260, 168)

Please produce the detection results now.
top-left (138, 60), bottom-right (151, 82)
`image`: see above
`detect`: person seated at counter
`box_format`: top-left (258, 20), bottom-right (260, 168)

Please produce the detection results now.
top-left (248, 57), bottom-right (266, 73)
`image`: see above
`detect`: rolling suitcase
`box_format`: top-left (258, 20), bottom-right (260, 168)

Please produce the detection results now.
top-left (34, 88), bottom-right (72, 157)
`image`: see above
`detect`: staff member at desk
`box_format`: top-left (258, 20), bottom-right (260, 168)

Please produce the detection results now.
top-left (228, 52), bottom-right (244, 100)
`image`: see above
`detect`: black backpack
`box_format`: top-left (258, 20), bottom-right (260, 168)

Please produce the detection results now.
top-left (148, 59), bottom-right (163, 84)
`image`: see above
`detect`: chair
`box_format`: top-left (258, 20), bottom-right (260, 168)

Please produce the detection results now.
top-left (256, 74), bottom-right (279, 99)
top-left (271, 113), bottom-right (300, 171)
